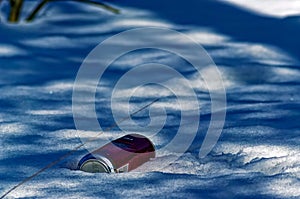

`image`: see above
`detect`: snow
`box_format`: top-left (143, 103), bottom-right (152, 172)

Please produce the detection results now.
top-left (1, 0), bottom-right (300, 198)
top-left (222, 0), bottom-right (300, 18)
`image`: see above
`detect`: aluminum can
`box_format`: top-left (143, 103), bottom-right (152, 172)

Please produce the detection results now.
top-left (78, 134), bottom-right (155, 173)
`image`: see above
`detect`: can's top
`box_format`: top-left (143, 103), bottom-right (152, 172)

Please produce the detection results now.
top-left (78, 153), bottom-right (114, 173)
top-left (80, 159), bottom-right (109, 173)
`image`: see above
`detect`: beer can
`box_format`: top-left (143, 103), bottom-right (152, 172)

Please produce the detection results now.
top-left (78, 134), bottom-right (155, 173)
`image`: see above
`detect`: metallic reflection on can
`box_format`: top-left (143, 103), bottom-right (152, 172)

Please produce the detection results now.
top-left (78, 134), bottom-right (155, 173)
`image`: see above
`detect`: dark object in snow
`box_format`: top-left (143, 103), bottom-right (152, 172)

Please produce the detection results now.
top-left (4, 0), bottom-right (119, 23)
top-left (78, 134), bottom-right (155, 173)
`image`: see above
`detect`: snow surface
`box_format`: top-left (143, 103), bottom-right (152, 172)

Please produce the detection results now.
top-left (222, 0), bottom-right (300, 18)
top-left (0, 0), bottom-right (300, 198)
